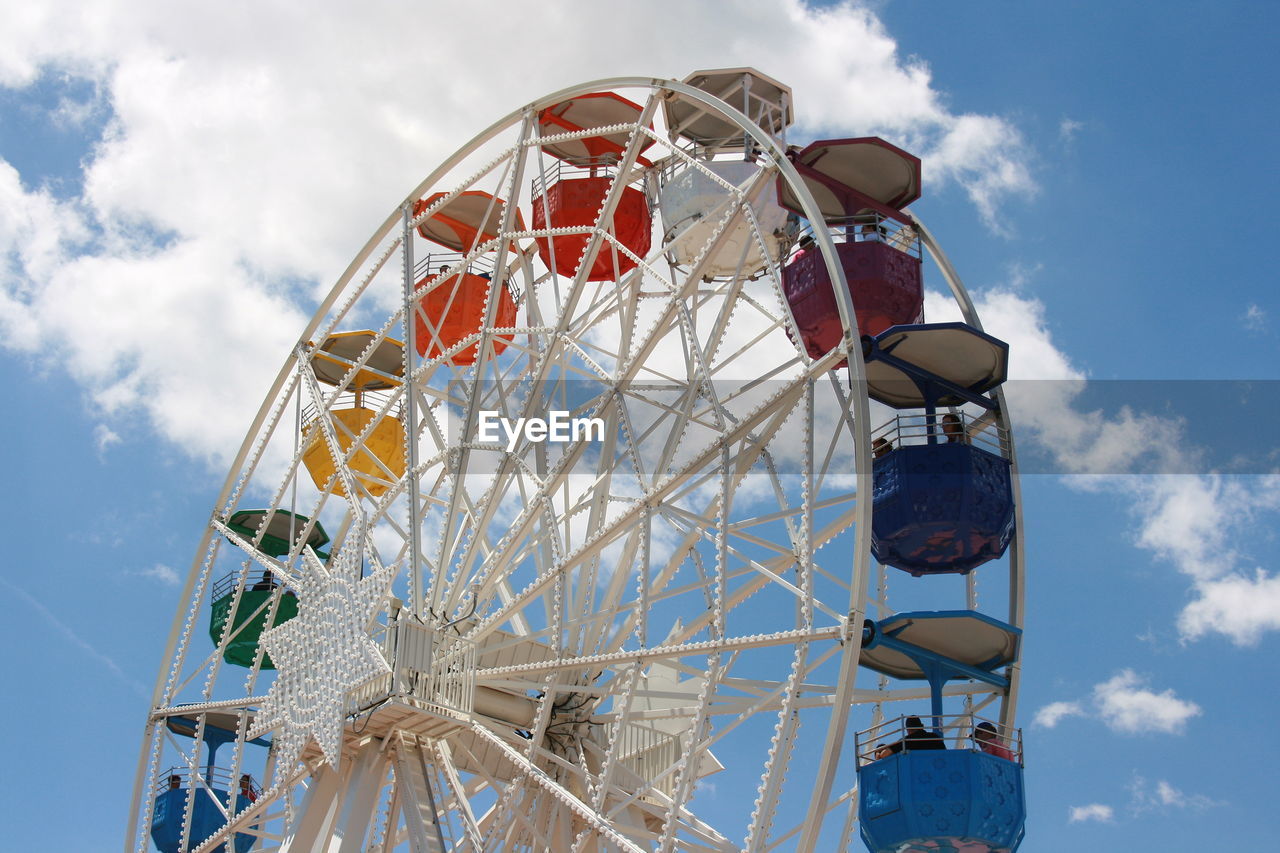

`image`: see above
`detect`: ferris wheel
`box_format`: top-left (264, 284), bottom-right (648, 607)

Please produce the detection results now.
top-left (128, 71), bottom-right (1027, 853)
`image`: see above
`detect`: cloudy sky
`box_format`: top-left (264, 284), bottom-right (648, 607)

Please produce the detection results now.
top-left (2, 0), bottom-right (1277, 850)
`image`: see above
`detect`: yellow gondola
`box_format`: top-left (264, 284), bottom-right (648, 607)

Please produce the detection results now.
top-left (301, 330), bottom-right (406, 498)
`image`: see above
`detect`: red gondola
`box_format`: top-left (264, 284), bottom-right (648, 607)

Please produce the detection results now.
top-left (532, 93), bottom-right (654, 282)
top-left (777, 138), bottom-right (925, 366)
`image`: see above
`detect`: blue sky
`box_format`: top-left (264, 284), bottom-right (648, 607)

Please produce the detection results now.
top-left (2, 1), bottom-right (1278, 850)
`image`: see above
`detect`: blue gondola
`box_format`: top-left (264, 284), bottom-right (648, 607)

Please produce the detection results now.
top-left (872, 440), bottom-right (1014, 575)
top-left (150, 711), bottom-right (268, 853)
top-left (863, 323), bottom-right (1015, 574)
top-left (151, 777), bottom-right (257, 853)
top-left (860, 749), bottom-right (1025, 853)
top-left (855, 611), bottom-right (1025, 853)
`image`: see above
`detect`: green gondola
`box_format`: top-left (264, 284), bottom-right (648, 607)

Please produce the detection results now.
top-left (211, 510), bottom-right (328, 668)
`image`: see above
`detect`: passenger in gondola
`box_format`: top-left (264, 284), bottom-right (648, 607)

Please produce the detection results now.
top-left (873, 437), bottom-right (893, 459)
top-left (239, 774), bottom-right (257, 803)
top-left (886, 716), bottom-right (946, 754)
top-left (974, 721), bottom-right (1015, 760)
top-left (904, 716), bottom-right (946, 750)
top-left (251, 571), bottom-right (278, 591)
top-left (941, 413), bottom-right (966, 444)
top-left (855, 210), bottom-right (885, 242)
top-left (168, 774), bottom-right (182, 790)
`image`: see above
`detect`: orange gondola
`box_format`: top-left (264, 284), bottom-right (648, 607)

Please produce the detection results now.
top-left (413, 268), bottom-right (516, 364)
top-left (411, 191), bottom-right (522, 363)
top-left (412, 190), bottom-right (524, 255)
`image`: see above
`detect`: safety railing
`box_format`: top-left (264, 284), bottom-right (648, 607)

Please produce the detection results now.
top-left (301, 386), bottom-right (402, 428)
top-left (655, 148), bottom-right (757, 186)
top-left (854, 714), bottom-right (1023, 767)
top-left (347, 618), bottom-right (475, 720)
top-left (210, 570), bottom-right (295, 602)
top-left (871, 411), bottom-right (1010, 460)
top-left (530, 157), bottom-right (648, 198)
top-left (789, 212), bottom-right (921, 261)
top-left (414, 251), bottom-right (523, 308)
top-left (154, 766), bottom-right (261, 798)
top-left (665, 130), bottom-right (775, 162)
top-left (415, 250), bottom-right (495, 280)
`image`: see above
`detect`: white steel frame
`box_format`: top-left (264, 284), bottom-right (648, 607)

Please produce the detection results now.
top-left (127, 75), bottom-right (1024, 853)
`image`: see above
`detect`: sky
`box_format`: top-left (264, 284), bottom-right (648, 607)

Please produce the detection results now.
top-left (1, 0), bottom-right (1278, 850)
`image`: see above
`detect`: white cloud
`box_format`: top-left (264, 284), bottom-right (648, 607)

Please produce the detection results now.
top-left (1179, 568), bottom-right (1280, 645)
top-left (0, 0), bottom-right (1038, 473)
top-left (50, 76), bottom-right (105, 130)
top-left (1241, 303), bottom-right (1266, 332)
top-left (935, 271), bottom-right (1280, 647)
top-left (1033, 700), bottom-right (1084, 728)
top-left (93, 423), bottom-right (120, 454)
top-left (929, 280), bottom-right (1280, 646)
top-left (1155, 780), bottom-right (1181, 806)
top-left (1059, 118), bottom-right (1084, 142)
top-left (1129, 775), bottom-right (1221, 813)
top-left (1132, 476), bottom-right (1245, 580)
top-left (1125, 475), bottom-right (1280, 644)
top-left (1068, 803), bottom-right (1113, 823)
top-left (132, 563), bottom-right (180, 585)
top-left (924, 287), bottom-right (1194, 475)
top-left (1004, 260), bottom-right (1042, 290)
top-left (1073, 779), bottom-right (1220, 824)
top-left (927, 114), bottom-right (1035, 232)
top-left (1043, 671), bottom-right (1202, 736)
top-left (1092, 669), bottom-right (1201, 735)
top-left (0, 161), bottom-right (87, 349)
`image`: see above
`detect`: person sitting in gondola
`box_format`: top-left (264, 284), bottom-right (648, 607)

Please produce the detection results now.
top-left (941, 413), bottom-right (967, 444)
top-left (239, 774), bottom-right (258, 803)
top-left (873, 437), bottom-right (893, 458)
top-left (905, 716), bottom-right (946, 750)
top-left (974, 721), bottom-right (1015, 760)
top-left (855, 210), bottom-right (885, 242)
top-left (251, 571), bottom-right (278, 591)
top-left (886, 716), bottom-right (946, 754)
top-left (168, 774), bottom-right (182, 790)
